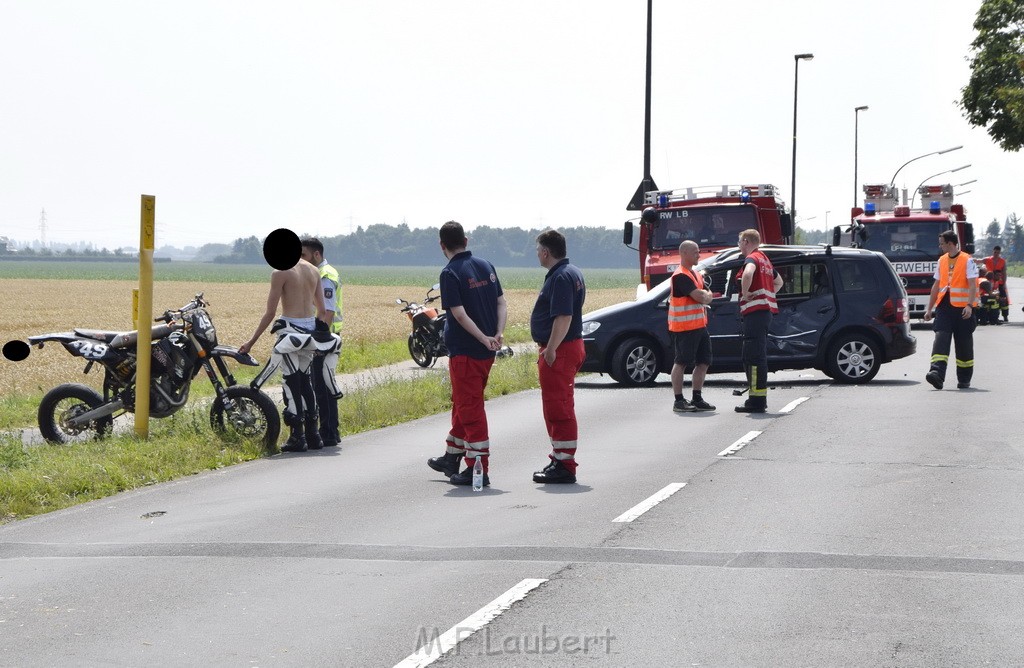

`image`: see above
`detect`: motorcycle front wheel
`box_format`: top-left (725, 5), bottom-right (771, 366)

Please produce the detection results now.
top-left (408, 333), bottom-right (434, 368)
top-left (209, 386), bottom-right (281, 453)
top-left (37, 383), bottom-right (114, 444)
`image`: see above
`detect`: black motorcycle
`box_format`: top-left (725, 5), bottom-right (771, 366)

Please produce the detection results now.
top-left (397, 284), bottom-right (449, 367)
top-left (396, 284), bottom-right (513, 367)
top-left (28, 292), bottom-right (280, 449)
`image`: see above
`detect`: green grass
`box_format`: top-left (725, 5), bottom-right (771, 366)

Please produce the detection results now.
top-left (0, 330), bottom-right (538, 431)
top-left (0, 261), bottom-right (637, 289)
top-left (0, 349), bottom-right (542, 523)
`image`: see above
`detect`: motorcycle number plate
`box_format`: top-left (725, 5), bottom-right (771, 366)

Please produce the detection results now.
top-left (69, 340), bottom-right (110, 360)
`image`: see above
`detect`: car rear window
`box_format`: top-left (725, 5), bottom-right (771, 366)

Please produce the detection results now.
top-left (834, 258), bottom-right (880, 292)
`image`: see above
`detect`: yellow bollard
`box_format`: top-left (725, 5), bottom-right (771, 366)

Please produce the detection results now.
top-left (135, 195), bottom-right (155, 438)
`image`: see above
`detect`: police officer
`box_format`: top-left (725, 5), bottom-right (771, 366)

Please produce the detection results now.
top-left (925, 230), bottom-right (978, 390)
top-left (736, 229), bottom-right (782, 413)
top-left (300, 238), bottom-right (344, 446)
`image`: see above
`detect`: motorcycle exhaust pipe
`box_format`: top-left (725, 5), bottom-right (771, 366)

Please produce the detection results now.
top-left (67, 399), bottom-right (124, 427)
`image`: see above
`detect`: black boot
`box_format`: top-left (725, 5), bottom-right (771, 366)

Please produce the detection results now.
top-left (280, 421), bottom-right (307, 452)
top-left (427, 452), bottom-right (462, 477)
top-left (303, 412), bottom-right (323, 450)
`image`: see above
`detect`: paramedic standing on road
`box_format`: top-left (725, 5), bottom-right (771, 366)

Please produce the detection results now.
top-left (924, 230), bottom-right (978, 390)
top-left (426, 221), bottom-right (507, 487)
top-left (736, 229), bottom-right (782, 413)
top-left (530, 230), bottom-right (587, 484)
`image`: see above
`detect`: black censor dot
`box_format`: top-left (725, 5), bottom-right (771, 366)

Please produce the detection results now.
top-left (2, 340), bottom-right (30, 362)
top-left (263, 228), bottom-right (302, 271)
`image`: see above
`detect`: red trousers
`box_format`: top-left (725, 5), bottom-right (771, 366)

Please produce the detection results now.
top-left (446, 355), bottom-right (494, 471)
top-left (538, 339), bottom-right (585, 473)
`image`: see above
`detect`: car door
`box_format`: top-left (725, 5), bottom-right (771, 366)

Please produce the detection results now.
top-left (704, 261), bottom-right (744, 364)
top-left (768, 258), bottom-right (837, 364)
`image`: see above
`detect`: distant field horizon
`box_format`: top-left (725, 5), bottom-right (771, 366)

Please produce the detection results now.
top-left (0, 261), bottom-right (638, 290)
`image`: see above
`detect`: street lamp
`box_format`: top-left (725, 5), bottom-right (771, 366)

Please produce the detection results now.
top-left (888, 145), bottom-right (963, 187)
top-left (825, 210), bottom-right (831, 232)
top-left (911, 164), bottom-right (971, 207)
top-left (791, 53), bottom-right (814, 224)
top-left (853, 106), bottom-right (868, 208)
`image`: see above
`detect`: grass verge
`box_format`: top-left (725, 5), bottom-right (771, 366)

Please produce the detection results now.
top-left (1, 329), bottom-right (537, 431)
top-left (0, 350), bottom-right (541, 523)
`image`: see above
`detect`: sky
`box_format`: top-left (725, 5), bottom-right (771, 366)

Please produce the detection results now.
top-left (0, 0), bottom-right (1017, 252)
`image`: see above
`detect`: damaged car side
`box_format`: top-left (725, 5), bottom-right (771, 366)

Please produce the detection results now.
top-left (580, 245), bottom-right (916, 386)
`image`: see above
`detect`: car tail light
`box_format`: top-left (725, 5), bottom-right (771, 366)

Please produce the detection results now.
top-left (880, 297), bottom-right (908, 324)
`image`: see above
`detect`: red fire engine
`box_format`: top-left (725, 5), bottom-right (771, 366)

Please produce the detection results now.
top-left (623, 184), bottom-right (793, 289)
top-left (838, 183), bottom-right (974, 319)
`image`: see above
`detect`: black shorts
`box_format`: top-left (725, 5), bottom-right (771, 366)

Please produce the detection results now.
top-left (672, 328), bottom-right (712, 367)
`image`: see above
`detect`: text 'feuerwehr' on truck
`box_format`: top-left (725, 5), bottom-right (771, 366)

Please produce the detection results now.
top-left (835, 183), bottom-right (974, 319)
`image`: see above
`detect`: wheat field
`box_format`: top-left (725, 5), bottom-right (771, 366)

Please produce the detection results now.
top-left (0, 279), bottom-right (635, 396)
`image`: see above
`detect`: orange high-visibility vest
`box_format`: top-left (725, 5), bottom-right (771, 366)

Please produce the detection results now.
top-left (668, 266), bottom-right (707, 332)
top-left (937, 252), bottom-right (971, 307)
top-left (984, 255), bottom-right (1006, 288)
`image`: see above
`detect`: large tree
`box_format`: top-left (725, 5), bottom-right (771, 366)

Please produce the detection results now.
top-left (960, 0), bottom-right (1024, 151)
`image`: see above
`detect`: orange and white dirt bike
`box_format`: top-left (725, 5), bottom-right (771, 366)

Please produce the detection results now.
top-left (395, 284), bottom-right (513, 368)
top-left (396, 284), bottom-right (449, 367)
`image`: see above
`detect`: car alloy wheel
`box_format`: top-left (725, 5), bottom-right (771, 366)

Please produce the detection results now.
top-left (611, 336), bottom-right (660, 386)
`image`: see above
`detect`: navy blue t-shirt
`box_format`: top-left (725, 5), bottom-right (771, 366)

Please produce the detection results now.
top-left (440, 251), bottom-right (503, 359)
top-left (530, 258), bottom-right (586, 345)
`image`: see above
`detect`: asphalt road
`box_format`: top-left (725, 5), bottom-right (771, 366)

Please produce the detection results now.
top-left (2, 315), bottom-right (1023, 666)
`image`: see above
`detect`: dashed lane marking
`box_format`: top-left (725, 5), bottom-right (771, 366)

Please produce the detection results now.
top-left (394, 578), bottom-right (547, 668)
top-left (717, 430), bottom-right (762, 457)
top-left (611, 483), bottom-right (687, 523)
top-left (779, 396), bottom-right (810, 414)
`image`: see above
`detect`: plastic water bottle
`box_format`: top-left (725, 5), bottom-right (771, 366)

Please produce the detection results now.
top-left (472, 456), bottom-right (484, 492)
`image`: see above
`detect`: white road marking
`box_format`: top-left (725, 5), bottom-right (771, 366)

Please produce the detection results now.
top-left (779, 396), bottom-right (810, 414)
top-left (718, 430), bottom-right (762, 457)
top-left (611, 483), bottom-right (687, 523)
top-left (394, 578), bottom-right (548, 667)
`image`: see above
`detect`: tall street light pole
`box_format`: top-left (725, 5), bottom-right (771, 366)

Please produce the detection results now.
top-left (853, 106), bottom-right (868, 208)
top-left (911, 164), bottom-right (972, 207)
top-left (627, 0), bottom-right (658, 210)
top-left (790, 53), bottom-right (814, 224)
top-left (888, 145), bottom-right (963, 187)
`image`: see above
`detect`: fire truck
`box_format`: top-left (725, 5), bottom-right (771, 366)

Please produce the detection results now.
top-left (837, 183), bottom-right (974, 319)
top-left (623, 184), bottom-right (793, 289)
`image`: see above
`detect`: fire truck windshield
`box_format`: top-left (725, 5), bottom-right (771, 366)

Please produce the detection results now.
top-left (856, 221), bottom-right (949, 260)
top-left (649, 205), bottom-right (757, 251)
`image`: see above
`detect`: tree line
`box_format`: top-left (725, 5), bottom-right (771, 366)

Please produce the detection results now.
top-left (216, 224), bottom-right (638, 268)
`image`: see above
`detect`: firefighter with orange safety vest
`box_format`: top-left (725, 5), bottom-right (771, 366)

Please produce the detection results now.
top-left (924, 230), bottom-right (978, 390)
top-left (983, 245), bottom-right (1011, 322)
top-left (669, 240), bottom-right (716, 413)
top-left (976, 272), bottom-right (1001, 325)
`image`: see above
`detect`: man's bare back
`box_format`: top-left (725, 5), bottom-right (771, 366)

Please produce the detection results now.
top-left (278, 259), bottom-right (322, 318)
top-left (239, 258), bottom-right (328, 354)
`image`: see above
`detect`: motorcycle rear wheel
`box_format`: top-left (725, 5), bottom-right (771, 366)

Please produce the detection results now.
top-left (209, 386), bottom-right (281, 453)
top-left (38, 383), bottom-right (114, 444)
top-left (408, 333), bottom-right (434, 368)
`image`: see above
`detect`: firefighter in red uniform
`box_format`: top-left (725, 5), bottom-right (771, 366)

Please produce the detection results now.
top-left (530, 230), bottom-right (586, 484)
top-left (983, 245), bottom-right (1011, 322)
top-left (925, 230), bottom-right (978, 390)
top-left (669, 240), bottom-right (716, 412)
top-left (426, 221), bottom-right (507, 487)
top-left (736, 229), bottom-right (783, 413)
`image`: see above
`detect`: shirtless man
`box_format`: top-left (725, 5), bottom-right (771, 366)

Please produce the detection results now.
top-left (240, 258), bottom-right (328, 452)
